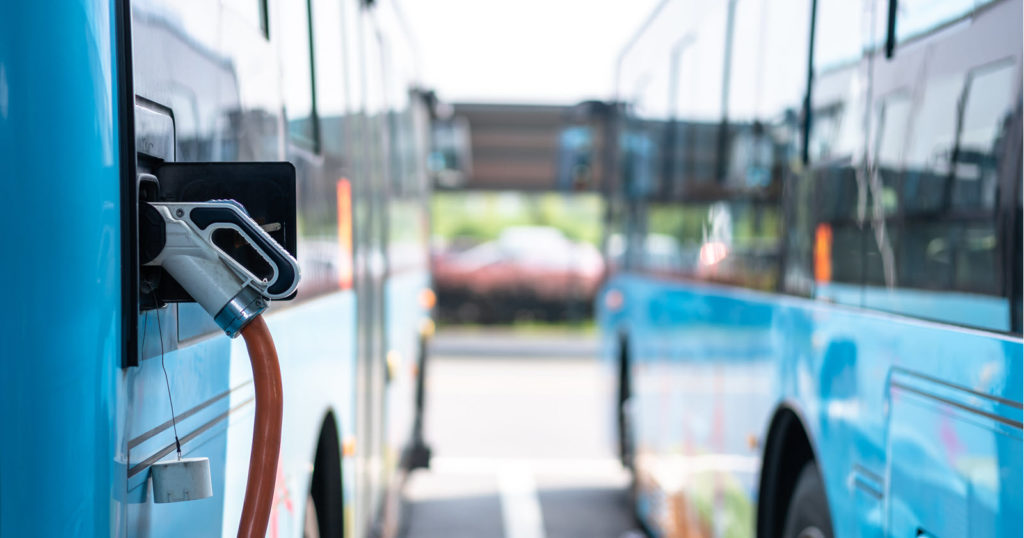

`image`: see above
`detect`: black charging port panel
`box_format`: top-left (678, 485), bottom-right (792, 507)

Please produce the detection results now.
top-left (139, 161), bottom-right (297, 310)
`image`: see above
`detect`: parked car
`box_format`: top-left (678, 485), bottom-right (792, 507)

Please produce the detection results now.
top-left (433, 226), bottom-right (604, 323)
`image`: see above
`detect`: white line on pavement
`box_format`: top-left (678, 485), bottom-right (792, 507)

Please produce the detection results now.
top-left (498, 461), bottom-right (545, 538)
top-left (431, 457), bottom-right (624, 476)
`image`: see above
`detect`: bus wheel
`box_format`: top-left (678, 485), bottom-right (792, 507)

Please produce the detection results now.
top-left (782, 462), bottom-right (834, 538)
top-left (618, 397), bottom-right (633, 468)
top-left (304, 493), bottom-right (321, 538)
top-left (616, 341), bottom-right (633, 469)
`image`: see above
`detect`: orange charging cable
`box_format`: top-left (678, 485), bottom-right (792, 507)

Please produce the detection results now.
top-left (237, 315), bottom-right (283, 538)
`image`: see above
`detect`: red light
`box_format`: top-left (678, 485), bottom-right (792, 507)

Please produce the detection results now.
top-left (699, 242), bottom-right (728, 266)
top-left (814, 224), bottom-right (832, 283)
top-left (336, 179), bottom-right (353, 289)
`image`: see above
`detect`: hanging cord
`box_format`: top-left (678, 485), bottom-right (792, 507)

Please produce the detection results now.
top-left (156, 310), bottom-right (183, 460)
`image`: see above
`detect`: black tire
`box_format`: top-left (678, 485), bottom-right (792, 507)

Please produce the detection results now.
top-left (311, 422), bottom-right (344, 538)
top-left (782, 462), bottom-right (834, 538)
top-left (617, 341), bottom-right (633, 469)
top-left (617, 397), bottom-right (633, 468)
top-left (616, 342), bottom-right (644, 528)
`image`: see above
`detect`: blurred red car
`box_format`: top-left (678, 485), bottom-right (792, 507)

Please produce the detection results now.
top-left (432, 226), bottom-right (604, 323)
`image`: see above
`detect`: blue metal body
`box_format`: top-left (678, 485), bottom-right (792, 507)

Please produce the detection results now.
top-left (0, 0), bottom-right (432, 535)
top-left (0, 0), bottom-right (122, 535)
top-left (599, 273), bottom-right (1022, 537)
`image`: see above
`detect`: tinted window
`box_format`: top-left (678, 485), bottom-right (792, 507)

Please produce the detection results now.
top-left (895, 0), bottom-right (975, 42)
top-left (864, 61), bottom-right (1018, 332)
top-left (644, 201), bottom-right (783, 290)
top-left (807, 103), bottom-right (844, 162)
top-left (902, 76), bottom-right (961, 214)
top-left (665, 5), bottom-right (726, 195)
top-left (952, 62), bottom-right (1016, 212)
top-left (639, 0), bottom-right (807, 291)
top-left (943, 62), bottom-right (1016, 295)
top-left (311, 0), bottom-right (346, 157)
top-left (281, 0), bottom-right (318, 150)
top-left (724, 0), bottom-right (808, 195)
top-left (814, 0), bottom-right (866, 71)
top-left (221, 0), bottom-right (270, 37)
top-left (873, 95), bottom-right (912, 218)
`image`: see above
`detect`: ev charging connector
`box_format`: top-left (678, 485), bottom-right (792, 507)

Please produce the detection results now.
top-left (143, 200), bottom-right (300, 337)
top-left (136, 166), bottom-right (297, 531)
top-left (142, 197), bottom-right (299, 509)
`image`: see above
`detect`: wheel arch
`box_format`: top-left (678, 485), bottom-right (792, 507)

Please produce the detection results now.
top-left (756, 400), bottom-right (827, 538)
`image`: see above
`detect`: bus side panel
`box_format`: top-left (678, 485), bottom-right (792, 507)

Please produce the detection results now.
top-left (124, 339), bottom-right (232, 537)
top-left (600, 273), bottom-right (1023, 538)
top-left (0, 0), bottom-right (122, 535)
top-left (887, 368), bottom-right (1022, 537)
top-left (122, 297), bottom-right (356, 538)
top-left (607, 275), bottom-right (775, 537)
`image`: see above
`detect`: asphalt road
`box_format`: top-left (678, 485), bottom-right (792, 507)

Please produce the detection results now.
top-left (400, 329), bottom-right (641, 538)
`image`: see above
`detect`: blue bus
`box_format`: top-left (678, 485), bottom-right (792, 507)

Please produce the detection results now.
top-left (598, 0), bottom-right (1022, 536)
top-left (1, 0), bottom-right (436, 536)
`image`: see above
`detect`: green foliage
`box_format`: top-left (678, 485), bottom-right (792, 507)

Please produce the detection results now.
top-left (647, 202), bottom-right (781, 245)
top-left (431, 191), bottom-right (604, 245)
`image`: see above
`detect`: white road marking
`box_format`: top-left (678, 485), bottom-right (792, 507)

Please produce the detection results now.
top-left (498, 461), bottom-right (545, 538)
top-left (431, 456), bottom-right (624, 476)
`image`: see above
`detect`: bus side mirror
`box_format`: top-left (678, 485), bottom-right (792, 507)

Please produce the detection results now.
top-left (429, 116), bottom-right (472, 189)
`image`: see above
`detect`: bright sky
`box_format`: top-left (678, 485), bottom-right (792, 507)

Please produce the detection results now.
top-left (399, 0), bottom-right (663, 104)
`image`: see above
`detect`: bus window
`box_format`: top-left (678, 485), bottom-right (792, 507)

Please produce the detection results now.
top-left (814, 0), bottom-right (867, 72)
top-left (222, 0), bottom-right (270, 37)
top-left (311, 0), bottom-right (347, 159)
top-left (644, 200), bottom-right (783, 290)
top-left (621, 128), bottom-right (657, 200)
top-left (873, 95), bottom-right (912, 218)
top-left (723, 0), bottom-right (771, 191)
top-left (863, 96), bottom-right (910, 294)
top-left (952, 61), bottom-right (1016, 212)
top-left (557, 126), bottom-right (594, 191)
top-left (946, 61), bottom-right (1016, 296)
top-left (895, 0), bottom-right (976, 43)
top-left (802, 0), bottom-right (872, 302)
top-left (628, 67), bottom-right (670, 197)
top-left (668, 5), bottom-right (726, 193)
top-left (721, 0), bottom-right (809, 193)
top-left (282, 0), bottom-right (319, 151)
top-left (807, 103), bottom-right (844, 162)
top-left (903, 75), bottom-right (961, 214)
top-left (866, 62), bottom-right (1017, 331)
top-left (429, 116), bottom-right (472, 188)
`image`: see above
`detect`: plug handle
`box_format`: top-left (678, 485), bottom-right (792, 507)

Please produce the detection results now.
top-left (189, 205), bottom-right (299, 298)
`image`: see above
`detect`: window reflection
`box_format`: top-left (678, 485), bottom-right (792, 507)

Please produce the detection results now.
top-left (952, 63), bottom-right (1015, 211)
top-left (281, 0), bottom-right (318, 151)
top-left (864, 61), bottom-right (1017, 330)
top-left (896, 0), bottom-right (975, 42)
top-left (814, 0), bottom-right (866, 71)
top-left (903, 76), bottom-right (960, 214)
top-left (610, 0), bottom-right (1020, 333)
